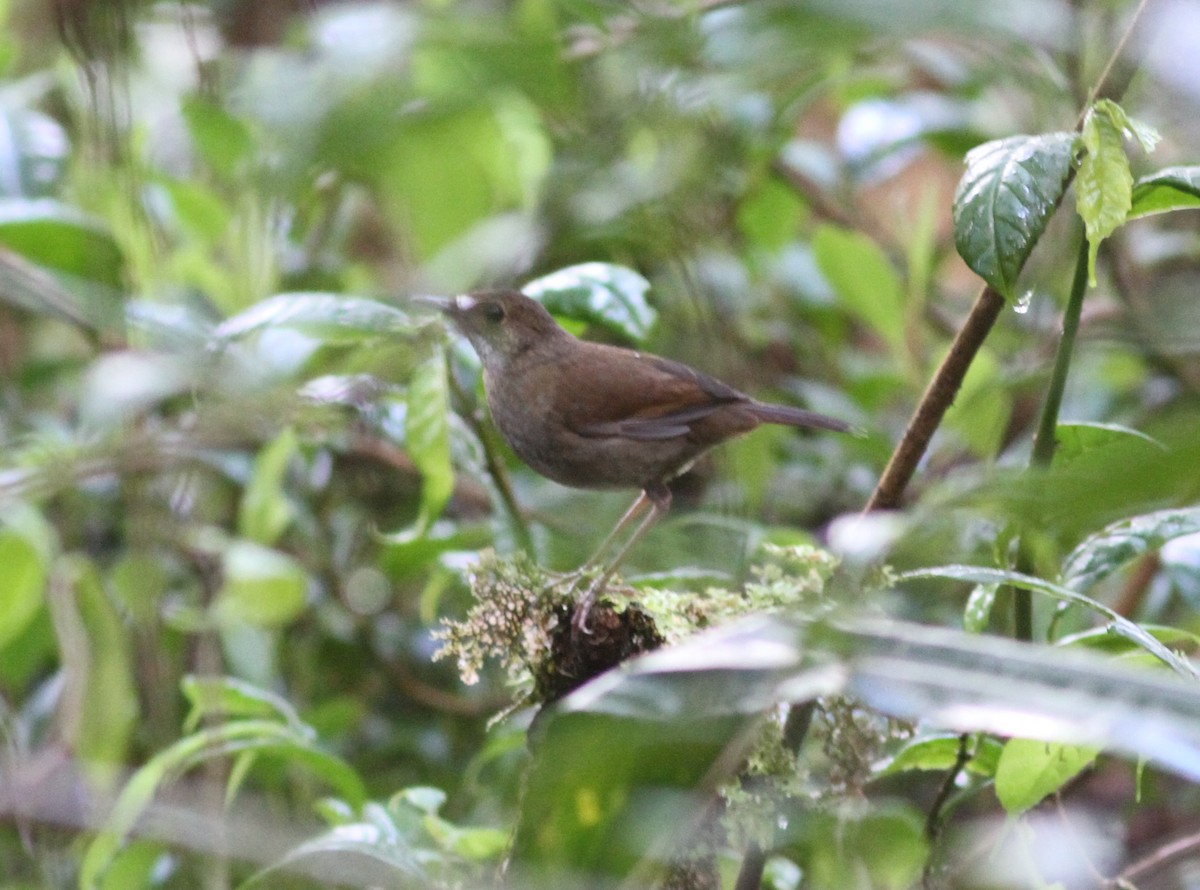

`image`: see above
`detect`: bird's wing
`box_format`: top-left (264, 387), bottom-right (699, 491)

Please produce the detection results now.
top-left (563, 348), bottom-right (747, 440)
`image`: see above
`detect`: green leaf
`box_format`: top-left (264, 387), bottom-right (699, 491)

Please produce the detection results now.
top-left (213, 540), bottom-right (308, 628)
top-left (181, 675), bottom-right (308, 733)
top-left (0, 198), bottom-right (125, 289)
top-left (522, 262), bottom-right (656, 344)
top-left (1052, 421), bottom-right (1163, 468)
top-left (370, 97), bottom-right (550, 258)
top-left (80, 719), bottom-right (366, 889)
top-left (156, 178), bottom-right (233, 241)
top-left (48, 557), bottom-right (139, 772)
top-left (952, 132), bottom-right (1076, 299)
top-left (181, 97), bottom-right (255, 179)
top-left (878, 734), bottom-right (1002, 778)
top-left (898, 565), bottom-right (1197, 679)
top-left (0, 504), bottom-right (54, 651)
top-left (1062, 507), bottom-right (1200, 593)
top-left (944, 346), bottom-right (1012, 456)
top-left (834, 617), bottom-right (1200, 779)
top-left (405, 349), bottom-right (454, 532)
top-left (812, 224), bottom-right (906, 355)
top-left (1076, 101), bottom-right (1135, 286)
top-left (995, 738), bottom-right (1098, 814)
top-left (1129, 166), bottom-right (1200, 219)
top-left (238, 427), bottom-right (299, 546)
top-left (736, 177), bottom-right (806, 252)
top-left (0, 107), bottom-right (69, 198)
top-left (212, 293), bottom-right (415, 343)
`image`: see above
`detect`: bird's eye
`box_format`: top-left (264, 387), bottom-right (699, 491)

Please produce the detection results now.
top-left (483, 302), bottom-right (505, 323)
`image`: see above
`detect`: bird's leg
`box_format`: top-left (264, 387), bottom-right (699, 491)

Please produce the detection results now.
top-left (579, 490), bottom-right (652, 575)
top-left (572, 483), bottom-right (672, 635)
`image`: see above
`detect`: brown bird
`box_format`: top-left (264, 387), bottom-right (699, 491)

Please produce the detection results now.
top-left (422, 289), bottom-right (852, 632)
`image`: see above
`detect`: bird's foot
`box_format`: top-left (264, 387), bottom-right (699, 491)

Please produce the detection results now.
top-left (571, 585), bottom-right (598, 637)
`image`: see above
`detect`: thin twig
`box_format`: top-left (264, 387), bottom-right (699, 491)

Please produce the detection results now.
top-left (1111, 829), bottom-right (1200, 887)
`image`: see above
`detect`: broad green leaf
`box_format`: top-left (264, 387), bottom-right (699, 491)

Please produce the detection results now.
top-left (213, 293), bottom-right (415, 343)
top-left (944, 347), bottom-right (1012, 456)
top-left (898, 565), bottom-right (1196, 679)
top-left (952, 132), bottom-right (1075, 299)
top-left (736, 177), bottom-right (806, 252)
top-left (0, 504), bottom-right (54, 651)
top-left (0, 198), bottom-right (124, 289)
top-left (1052, 421), bottom-right (1162, 468)
top-left (156, 178), bottom-right (233, 241)
top-left (1062, 507), bottom-right (1200, 592)
top-left (834, 617), bottom-right (1200, 779)
top-left (0, 107), bottom-right (69, 198)
top-left (995, 738), bottom-right (1098, 814)
top-left (181, 675), bottom-right (308, 733)
top-left (1076, 101), bottom-right (1136, 286)
top-left (1129, 166), bottom-right (1200, 219)
top-left (522, 262), bottom-right (656, 344)
top-left (878, 734), bottom-right (1002, 778)
top-left (238, 427), bottom-right (299, 546)
top-left (98, 840), bottom-right (169, 890)
top-left (405, 349), bottom-right (454, 532)
top-left (181, 97), bottom-right (254, 179)
top-left (370, 97), bottom-right (550, 258)
top-left (213, 541), bottom-right (308, 627)
top-left (812, 225), bottom-right (905, 355)
top-left (79, 719), bottom-right (366, 890)
top-left (48, 557), bottom-right (139, 775)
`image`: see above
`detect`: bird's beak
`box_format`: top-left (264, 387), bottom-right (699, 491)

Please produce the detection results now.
top-left (413, 295), bottom-right (455, 314)
top-left (412, 295), bottom-right (478, 317)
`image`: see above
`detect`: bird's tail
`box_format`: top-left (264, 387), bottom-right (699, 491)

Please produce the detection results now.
top-left (749, 401), bottom-right (856, 434)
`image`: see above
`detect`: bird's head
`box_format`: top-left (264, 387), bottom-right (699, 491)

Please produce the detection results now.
top-left (417, 290), bottom-right (565, 368)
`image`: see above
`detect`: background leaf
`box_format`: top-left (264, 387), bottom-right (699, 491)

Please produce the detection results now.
top-left (522, 262), bottom-right (656, 344)
top-left (1129, 165), bottom-right (1200, 218)
top-left (812, 225), bottom-right (906, 355)
top-left (405, 349), bottom-right (454, 532)
top-left (213, 293), bottom-right (416, 342)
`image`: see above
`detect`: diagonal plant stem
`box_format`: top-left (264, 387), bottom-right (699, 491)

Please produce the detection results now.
top-left (864, 285), bottom-right (1006, 511)
top-left (863, 0), bottom-right (1158, 513)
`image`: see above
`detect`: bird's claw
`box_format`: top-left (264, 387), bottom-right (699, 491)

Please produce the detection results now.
top-left (571, 588), bottom-right (596, 637)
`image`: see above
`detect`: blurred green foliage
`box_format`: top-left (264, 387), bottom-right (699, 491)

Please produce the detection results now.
top-left (1, 0), bottom-right (1200, 888)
